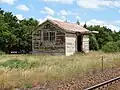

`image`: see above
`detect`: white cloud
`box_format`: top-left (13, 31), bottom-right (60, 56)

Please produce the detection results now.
top-left (41, 7), bottom-right (54, 16)
top-left (86, 19), bottom-right (120, 31)
top-left (0, 0), bottom-right (17, 5)
top-left (107, 25), bottom-right (120, 31)
top-left (16, 4), bottom-right (29, 11)
top-left (77, 0), bottom-right (100, 9)
top-left (44, 0), bottom-right (73, 4)
top-left (38, 15), bottom-right (65, 24)
top-left (87, 19), bottom-right (105, 25)
top-left (46, 15), bottom-right (64, 21)
top-left (76, 0), bottom-right (120, 9)
top-left (59, 10), bottom-right (69, 16)
top-left (76, 16), bottom-right (81, 20)
top-left (61, 16), bottom-right (66, 21)
top-left (114, 20), bottom-right (120, 24)
top-left (59, 9), bottom-right (80, 17)
top-left (16, 14), bottom-right (24, 20)
top-left (38, 17), bottom-right (120, 31)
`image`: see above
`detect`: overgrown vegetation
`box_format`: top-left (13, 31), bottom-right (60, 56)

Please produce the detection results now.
top-left (0, 52), bottom-right (120, 89)
top-left (102, 42), bottom-right (119, 52)
top-left (0, 8), bottom-right (39, 54)
top-left (0, 7), bottom-right (120, 90)
top-left (0, 59), bottom-right (39, 69)
top-left (86, 25), bottom-right (120, 52)
top-left (1, 8), bottom-right (120, 53)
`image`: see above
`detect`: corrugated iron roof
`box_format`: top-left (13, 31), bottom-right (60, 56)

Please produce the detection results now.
top-left (48, 19), bottom-right (89, 33)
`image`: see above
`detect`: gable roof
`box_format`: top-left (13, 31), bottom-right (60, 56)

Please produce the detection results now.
top-left (40, 19), bottom-right (89, 34)
top-left (49, 19), bottom-right (89, 33)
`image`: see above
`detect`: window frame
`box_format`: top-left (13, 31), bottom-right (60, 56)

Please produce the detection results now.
top-left (43, 31), bottom-right (56, 42)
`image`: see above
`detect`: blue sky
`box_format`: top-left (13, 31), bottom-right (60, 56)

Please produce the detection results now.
top-left (0, 0), bottom-right (120, 31)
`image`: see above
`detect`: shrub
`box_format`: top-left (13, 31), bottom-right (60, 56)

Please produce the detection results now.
top-left (24, 83), bottom-right (32, 89)
top-left (116, 40), bottom-right (120, 51)
top-left (102, 42), bottom-right (119, 52)
top-left (0, 51), bottom-right (5, 55)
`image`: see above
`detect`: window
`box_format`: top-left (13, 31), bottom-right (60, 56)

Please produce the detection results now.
top-left (43, 32), bottom-right (49, 41)
top-left (43, 31), bottom-right (55, 41)
top-left (33, 30), bottom-right (41, 37)
top-left (50, 32), bottom-right (55, 41)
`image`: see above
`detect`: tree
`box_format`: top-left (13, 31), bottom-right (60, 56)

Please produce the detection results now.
top-left (102, 42), bottom-right (119, 52)
top-left (0, 8), bottom-right (4, 15)
top-left (0, 13), bottom-right (17, 53)
top-left (16, 18), bottom-right (39, 53)
top-left (76, 20), bottom-right (80, 25)
top-left (0, 8), bottom-right (39, 53)
top-left (89, 34), bottom-right (99, 50)
top-left (112, 31), bottom-right (120, 42)
top-left (1, 8), bottom-right (120, 53)
top-left (115, 40), bottom-right (120, 51)
top-left (84, 22), bottom-right (87, 28)
top-left (87, 25), bottom-right (113, 49)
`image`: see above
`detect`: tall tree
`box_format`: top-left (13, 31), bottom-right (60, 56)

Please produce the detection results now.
top-left (16, 18), bottom-right (39, 53)
top-left (0, 8), bottom-right (39, 53)
top-left (89, 34), bottom-right (99, 50)
top-left (76, 20), bottom-right (80, 25)
top-left (84, 22), bottom-right (87, 28)
top-left (87, 25), bottom-right (113, 49)
top-left (0, 12), bottom-right (17, 53)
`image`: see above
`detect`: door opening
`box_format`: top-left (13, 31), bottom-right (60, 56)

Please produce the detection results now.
top-left (77, 35), bottom-right (82, 52)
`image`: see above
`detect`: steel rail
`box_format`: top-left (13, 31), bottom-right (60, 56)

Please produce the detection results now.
top-left (84, 76), bottom-right (120, 90)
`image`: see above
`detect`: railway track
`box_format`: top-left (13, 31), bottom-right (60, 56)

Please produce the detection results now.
top-left (84, 76), bottom-right (120, 90)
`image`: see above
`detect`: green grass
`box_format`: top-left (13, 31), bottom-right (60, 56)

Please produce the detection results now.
top-left (0, 59), bottom-right (39, 69)
top-left (0, 52), bottom-right (120, 89)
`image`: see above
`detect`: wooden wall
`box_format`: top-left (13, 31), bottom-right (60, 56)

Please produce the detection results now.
top-left (82, 35), bottom-right (89, 53)
top-left (32, 21), bottom-right (90, 56)
top-left (65, 33), bottom-right (76, 56)
top-left (32, 21), bottom-right (65, 55)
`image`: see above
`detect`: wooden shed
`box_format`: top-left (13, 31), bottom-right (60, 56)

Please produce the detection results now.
top-left (32, 19), bottom-right (93, 56)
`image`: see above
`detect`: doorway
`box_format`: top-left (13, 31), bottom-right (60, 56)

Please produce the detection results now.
top-left (77, 35), bottom-right (82, 52)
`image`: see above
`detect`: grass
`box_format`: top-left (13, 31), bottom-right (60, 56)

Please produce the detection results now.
top-left (0, 51), bottom-right (120, 89)
top-left (0, 59), bottom-right (39, 69)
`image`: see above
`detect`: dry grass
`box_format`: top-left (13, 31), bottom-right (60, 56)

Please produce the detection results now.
top-left (0, 51), bottom-right (120, 89)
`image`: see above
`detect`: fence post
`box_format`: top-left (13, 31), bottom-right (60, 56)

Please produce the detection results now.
top-left (102, 56), bottom-right (104, 72)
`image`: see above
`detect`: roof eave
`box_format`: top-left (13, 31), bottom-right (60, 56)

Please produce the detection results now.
top-left (89, 31), bottom-right (99, 34)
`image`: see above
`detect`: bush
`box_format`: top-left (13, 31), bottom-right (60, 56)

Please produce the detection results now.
top-left (116, 40), bottom-right (120, 51)
top-left (0, 51), bottom-right (5, 55)
top-left (102, 42), bottom-right (119, 52)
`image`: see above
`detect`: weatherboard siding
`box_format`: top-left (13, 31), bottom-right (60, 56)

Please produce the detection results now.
top-left (32, 21), bottom-right (65, 55)
top-left (65, 33), bottom-right (76, 56)
top-left (82, 35), bottom-right (89, 53)
top-left (32, 20), bottom-right (90, 56)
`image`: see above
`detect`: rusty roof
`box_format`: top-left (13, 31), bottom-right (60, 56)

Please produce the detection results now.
top-left (47, 19), bottom-right (89, 33)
